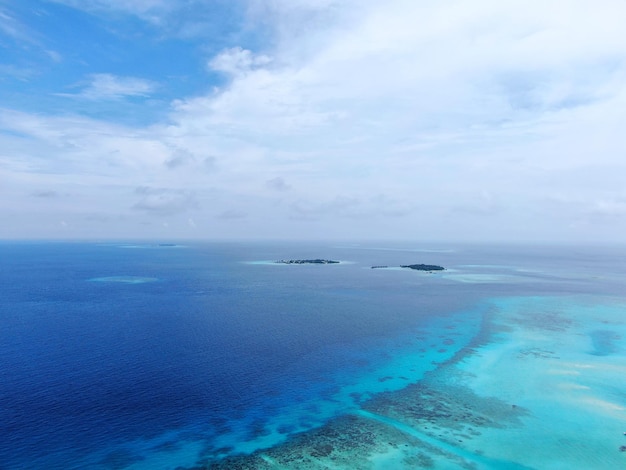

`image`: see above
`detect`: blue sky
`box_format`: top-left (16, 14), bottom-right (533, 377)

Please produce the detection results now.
top-left (0, 0), bottom-right (250, 123)
top-left (1, 0), bottom-right (626, 241)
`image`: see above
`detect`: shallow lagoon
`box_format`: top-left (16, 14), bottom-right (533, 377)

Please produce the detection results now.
top-left (203, 295), bottom-right (626, 469)
top-left (1, 242), bottom-right (625, 469)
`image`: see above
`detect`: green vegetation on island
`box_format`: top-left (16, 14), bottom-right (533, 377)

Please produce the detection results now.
top-left (401, 264), bottom-right (445, 271)
top-left (371, 264), bottom-right (445, 271)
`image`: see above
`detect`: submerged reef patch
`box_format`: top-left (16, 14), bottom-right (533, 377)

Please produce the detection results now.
top-left (98, 448), bottom-right (145, 469)
top-left (199, 414), bottom-right (472, 469)
top-left (362, 379), bottom-right (529, 440)
top-left (195, 382), bottom-right (530, 470)
top-left (588, 329), bottom-right (622, 356)
top-left (507, 301), bottom-right (575, 332)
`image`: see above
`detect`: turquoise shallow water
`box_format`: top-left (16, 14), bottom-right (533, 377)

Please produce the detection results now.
top-left (448, 295), bottom-right (626, 469)
top-left (1, 242), bottom-right (626, 469)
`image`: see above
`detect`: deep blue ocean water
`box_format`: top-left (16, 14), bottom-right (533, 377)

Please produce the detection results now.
top-left (1, 241), bottom-right (625, 469)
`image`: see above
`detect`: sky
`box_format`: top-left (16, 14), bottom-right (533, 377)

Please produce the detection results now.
top-left (1, 0), bottom-right (625, 242)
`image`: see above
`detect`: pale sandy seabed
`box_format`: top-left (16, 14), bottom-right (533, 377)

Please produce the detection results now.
top-left (188, 296), bottom-right (626, 470)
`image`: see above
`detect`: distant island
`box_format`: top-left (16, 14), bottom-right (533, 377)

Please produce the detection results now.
top-left (401, 264), bottom-right (444, 271)
top-left (371, 264), bottom-right (445, 271)
top-left (276, 259), bottom-right (340, 265)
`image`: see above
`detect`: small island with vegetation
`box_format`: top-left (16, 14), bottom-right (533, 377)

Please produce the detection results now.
top-left (371, 263), bottom-right (445, 271)
top-left (401, 263), bottom-right (444, 271)
top-left (276, 259), bottom-right (340, 265)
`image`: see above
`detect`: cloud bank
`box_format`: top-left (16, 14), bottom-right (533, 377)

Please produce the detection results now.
top-left (1, 0), bottom-right (626, 241)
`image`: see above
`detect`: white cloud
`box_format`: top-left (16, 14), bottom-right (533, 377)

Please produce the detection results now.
top-left (591, 199), bottom-right (626, 216)
top-left (209, 47), bottom-right (272, 76)
top-left (67, 74), bottom-right (158, 100)
top-left (0, 7), bottom-right (37, 44)
top-left (132, 186), bottom-right (198, 215)
top-left (217, 209), bottom-right (248, 220)
top-left (177, 1), bottom-right (625, 152)
top-left (266, 177), bottom-right (290, 191)
top-left (0, 64), bottom-right (36, 81)
top-left (46, 50), bottom-right (63, 63)
top-left (0, 108), bottom-right (168, 176)
top-left (0, 6), bottom-right (64, 60)
top-left (3, 0), bottom-right (626, 241)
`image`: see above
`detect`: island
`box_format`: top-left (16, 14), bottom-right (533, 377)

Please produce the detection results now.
top-left (276, 259), bottom-right (340, 265)
top-left (400, 263), bottom-right (445, 271)
top-left (371, 264), bottom-right (445, 271)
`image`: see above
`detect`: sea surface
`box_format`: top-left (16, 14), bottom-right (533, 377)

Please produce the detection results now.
top-left (1, 241), bottom-right (626, 469)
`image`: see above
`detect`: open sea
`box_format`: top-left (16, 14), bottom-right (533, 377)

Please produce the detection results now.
top-left (1, 241), bottom-right (626, 469)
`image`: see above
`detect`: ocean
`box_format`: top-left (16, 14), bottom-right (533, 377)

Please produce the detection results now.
top-left (1, 241), bottom-right (625, 469)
